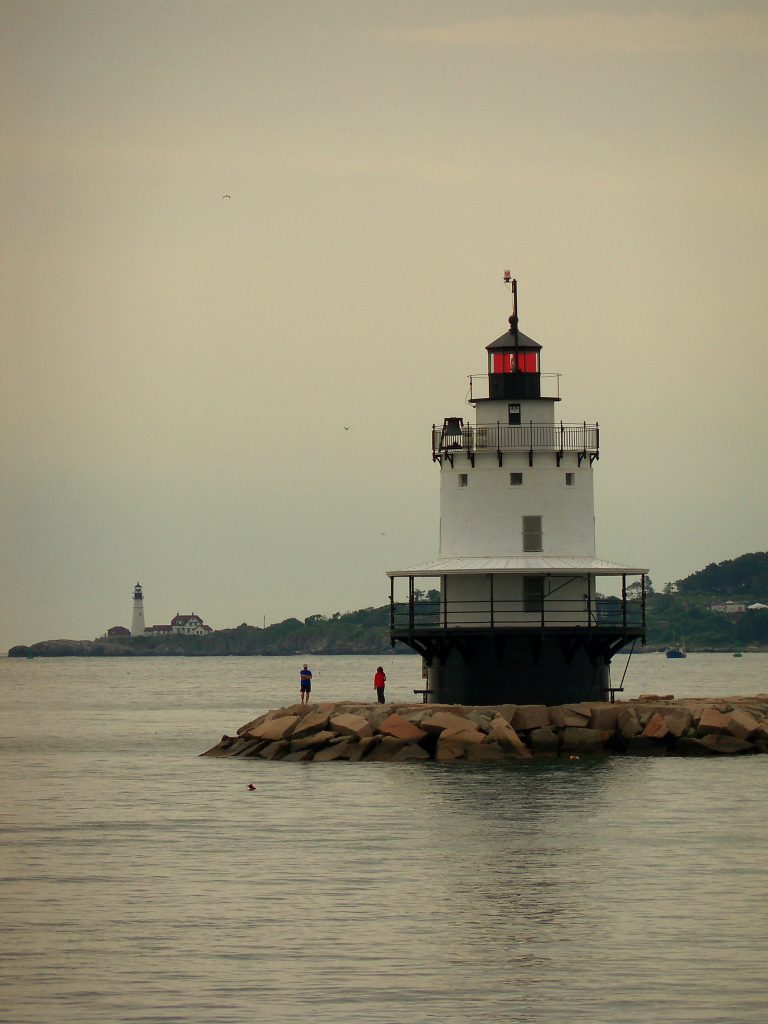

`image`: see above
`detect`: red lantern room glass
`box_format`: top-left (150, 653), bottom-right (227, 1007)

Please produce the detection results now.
top-left (489, 350), bottom-right (539, 375)
top-left (486, 328), bottom-right (542, 400)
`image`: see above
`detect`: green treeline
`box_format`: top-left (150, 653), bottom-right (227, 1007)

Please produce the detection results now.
top-left (177, 553), bottom-right (768, 652)
top-left (643, 552), bottom-right (768, 649)
top-left (8, 605), bottom-right (395, 658)
top-left (9, 554), bottom-right (768, 657)
top-left (132, 605), bottom-right (395, 657)
top-left (676, 553), bottom-right (768, 598)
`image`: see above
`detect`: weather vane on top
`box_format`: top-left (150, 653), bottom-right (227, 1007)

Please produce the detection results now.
top-left (502, 269), bottom-right (519, 341)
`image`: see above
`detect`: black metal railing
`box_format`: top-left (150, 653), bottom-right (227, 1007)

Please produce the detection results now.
top-left (432, 421), bottom-right (599, 458)
top-left (468, 374), bottom-right (561, 402)
top-left (390, 596), bottom-right (644, 632)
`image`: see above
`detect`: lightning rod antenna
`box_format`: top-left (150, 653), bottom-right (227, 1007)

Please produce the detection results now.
top-left (503, 269), bottom-right (519, 346)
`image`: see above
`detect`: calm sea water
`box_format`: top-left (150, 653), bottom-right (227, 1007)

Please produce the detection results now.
top-left (1, 652), bottom-right (767, 1024)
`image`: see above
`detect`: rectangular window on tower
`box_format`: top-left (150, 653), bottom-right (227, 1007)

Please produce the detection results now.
top-left (523, 576), bottom-right (544, 613)
top-left (510, 472), bottom-right (523, 486)
top-left (458, 474), bottom-right (468, 488)
top-left (565, 473), bottom-right (575, 486)
top-left (522, 515), bottom-right (543, 552)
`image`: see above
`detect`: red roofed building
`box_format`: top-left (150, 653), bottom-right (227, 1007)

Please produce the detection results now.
top-left (144, 615), bottom-right (212, 636)
top-left (106, 626), bottom-right (131, 638)
top-left (170, 613), bottom-right (208, 635)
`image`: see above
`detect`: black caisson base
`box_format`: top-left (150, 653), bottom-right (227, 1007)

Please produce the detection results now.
top-left (396, 631), bottom-right (636, 706)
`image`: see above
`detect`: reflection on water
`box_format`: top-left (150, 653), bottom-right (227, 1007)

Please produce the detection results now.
top-left (1, 655), bottom-right (767, 1023)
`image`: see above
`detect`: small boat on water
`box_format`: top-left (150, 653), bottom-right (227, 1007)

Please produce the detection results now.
top-left (665, 642), bottom-right (686, 659)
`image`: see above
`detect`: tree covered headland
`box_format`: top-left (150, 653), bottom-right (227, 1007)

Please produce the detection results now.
top-left (8, 557), bottom-right (768, 657)
top-left (643, 552), bottom-right (768, 649)
top-left (675, 553), bottom-right (768, 598)
top-left (9, 605), bottom-right (397, 658)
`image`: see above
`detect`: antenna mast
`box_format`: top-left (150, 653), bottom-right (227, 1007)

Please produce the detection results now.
top-left (503, 270), bottom-right (519, 349)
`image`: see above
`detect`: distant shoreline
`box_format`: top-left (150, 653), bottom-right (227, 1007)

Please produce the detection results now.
top-left (8, 637), bottom-right (767, 658)
top-left (8, 612), bottom-right (396, 658)
top-left (7, 636), bottom-right (403, 658)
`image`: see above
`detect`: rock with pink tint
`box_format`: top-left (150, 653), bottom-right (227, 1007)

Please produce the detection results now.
top-left (290, 730), bottom-right (338, 751)
top-left (642, 713), bottom-right (670, 739)
top-left (247, 715), bottom-right (300, 742)
top-left (698, 734), bottom-right (754, 755)
top-left (329, 713), bottom-right (373, 740)
top-left (420, 711), bottom-right (471, 735)
top-left (657, 707), bottom-right (692, 738)
top-left (439, 725), bottom-right (487, 746)
top-left (435, 738), bottom-right (466, 762)
top-left (725, 709), bottom-right (762, 739)
top-left (617, 707), bottom-right (641, 739)
top-left (488, 716), bottom-right (532, 758)
top-left (290, 711), bottom-right (331, 740)
top-left (560, 727), bottom-right (611, 752)
top-left (589, 705), bottom-right (622, 731)
top-left (529, 726), bottom-right (559, 753)
top-left (512, 705), bottom-right (550, 731)
top-left (697, 707), bottom-right (730, 736)
top-left (365, 736), bottom-right (407, 761)
top-left (378, 713), bottom-right (427, 743)
top-left (550, 705), bottom-right (591, 728)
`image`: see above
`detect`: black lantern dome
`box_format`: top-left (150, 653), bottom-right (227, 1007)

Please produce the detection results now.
top-left (486, 317), bottom-right (542, 400)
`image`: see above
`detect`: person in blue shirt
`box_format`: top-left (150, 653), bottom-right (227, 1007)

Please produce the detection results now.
top-left (299, 663), bottom-right (312, 704)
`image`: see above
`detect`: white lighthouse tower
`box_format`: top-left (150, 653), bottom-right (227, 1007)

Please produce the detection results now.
top-left (131, 582), bottom-right (146, 637)
top-left (387, 278), bottom-right (647, 705)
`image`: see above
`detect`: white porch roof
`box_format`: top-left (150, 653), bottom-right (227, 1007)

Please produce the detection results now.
top-left (387, 556), bottom-right (647, 577)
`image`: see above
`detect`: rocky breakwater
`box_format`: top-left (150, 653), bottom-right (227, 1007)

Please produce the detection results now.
top-left (201, 695), bottom-right (768, 762)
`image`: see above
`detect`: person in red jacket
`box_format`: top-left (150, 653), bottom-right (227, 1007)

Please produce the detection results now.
top-left (373, 666), bottom-right (386, 703)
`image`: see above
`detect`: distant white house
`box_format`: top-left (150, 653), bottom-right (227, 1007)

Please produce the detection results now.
top-left (144, 615), bottom-right (212, 636)
top-left (106, 585), bottom-right (214, 638)
top-left (709, 600), bottom-right (747, 615)
top-left (170, 613), bottom-right (212, 636)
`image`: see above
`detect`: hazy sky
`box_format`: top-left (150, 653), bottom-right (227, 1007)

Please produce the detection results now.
top-left (2, 0), bottom-right (766, 649)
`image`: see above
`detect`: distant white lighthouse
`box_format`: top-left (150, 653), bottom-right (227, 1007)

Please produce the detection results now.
top-left (131, 582), bottom-right (146, 637)
top-left (387, 278), bottom-right (648, 705)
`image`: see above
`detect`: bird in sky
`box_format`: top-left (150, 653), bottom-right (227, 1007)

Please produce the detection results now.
top-left (222, 194), bottom-right (231, 199)
top-left (343, 426), bottom-right (350, 430)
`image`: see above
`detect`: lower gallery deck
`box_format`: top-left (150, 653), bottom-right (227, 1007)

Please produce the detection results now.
top-left (388, 564), bottom-right (646, 705)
